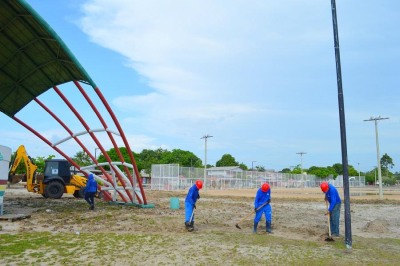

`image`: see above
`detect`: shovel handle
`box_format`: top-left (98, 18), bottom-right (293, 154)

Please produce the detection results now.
top-left (236, 200), bottom-right (270, 226)
top-left (325, 200), bottom-right (332, 237)
top-left (189, 207), bottom-right (195, 223)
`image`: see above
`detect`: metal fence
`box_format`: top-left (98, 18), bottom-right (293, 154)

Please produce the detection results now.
top-left (150, 164), bottom-right (366, 191)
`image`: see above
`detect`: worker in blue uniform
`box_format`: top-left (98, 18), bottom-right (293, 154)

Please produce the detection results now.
top-left (84, 174), bottom-right (97, 210)
top-left (320, 181), bottom-right (341, 236)
top-left (253, 183), bottom-right (272, 233)
top-left (184, 180), bottom-right (203, 231)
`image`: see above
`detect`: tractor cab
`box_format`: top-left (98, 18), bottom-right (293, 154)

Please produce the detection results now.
top-left (43, 159), bottom-right (72, 185)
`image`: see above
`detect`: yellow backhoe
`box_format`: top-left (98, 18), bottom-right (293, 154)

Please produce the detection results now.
top-left (8, 145), bottom-right (88, 199)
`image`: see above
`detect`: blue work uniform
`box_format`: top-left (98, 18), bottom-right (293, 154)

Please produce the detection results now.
top-left (254, 188), bottom-right (272, 224)
top-left (84, 174), bottom-right (97, 209)
top-left (325, 183), bottom-right (341, 236)
top-left (184, 184), bottom-right (200, 223)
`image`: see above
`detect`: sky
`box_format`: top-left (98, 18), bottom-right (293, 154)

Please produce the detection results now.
top-left (1, 0), bottom-right (399, 173)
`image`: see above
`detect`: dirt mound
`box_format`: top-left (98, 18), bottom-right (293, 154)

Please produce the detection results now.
top-left (363, 219), bottom-right (389, 233)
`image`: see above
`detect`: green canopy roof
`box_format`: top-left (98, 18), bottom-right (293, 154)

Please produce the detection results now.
top-left (0, 0), bottom-right (96, 117)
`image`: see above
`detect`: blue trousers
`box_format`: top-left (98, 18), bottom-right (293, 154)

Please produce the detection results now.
top-left (254, 204), bottom-right (272, 223)
top-left (185, 202), bottom-right (195, 223)
top-left (85, 192), bottom-right (95, 206)
top-left (330, 202), bottom-right (341, 236)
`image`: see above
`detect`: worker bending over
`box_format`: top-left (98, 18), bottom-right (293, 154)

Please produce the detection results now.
top-left (184, 180), bottom-right (203, 232)
top-left (320, 181), bottom-right (341, 237)
top-left (254, 183), bottom-right (272, 233)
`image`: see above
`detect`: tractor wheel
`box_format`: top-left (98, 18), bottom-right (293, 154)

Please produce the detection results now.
top-left (45, 181), bottom-right (64, 199)
top-left (73, 187), bottom-right (85, 198)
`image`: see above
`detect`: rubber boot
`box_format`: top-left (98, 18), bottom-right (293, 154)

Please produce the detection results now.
top-left (185, 222), bottom-right (191, 230)
top-left (189, 221), bottom-right (195, 231)
top-left (185, 222), bottom-right (194, 232)
top-left (90, 204), bottom-right (94, 210)
top-left (266, 221), bottom-right (272, 233)
top-left (253, 222), bottom-right (258, 233)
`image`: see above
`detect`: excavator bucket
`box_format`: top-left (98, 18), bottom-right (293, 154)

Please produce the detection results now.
top-left (8, 174), bottom-right (27, 184)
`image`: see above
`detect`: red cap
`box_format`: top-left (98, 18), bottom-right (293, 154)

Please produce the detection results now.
top-left (320, 182), bottom-right (329, 193)
top-left (261, 183), bottom-right (270, 192)
top-left (196, 180), bottom-right (203, 189)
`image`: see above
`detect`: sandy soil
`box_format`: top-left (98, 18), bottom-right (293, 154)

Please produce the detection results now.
top-left (1, 184), bottom-right (400, 264)
top-left (2, 185), bottom-right (400, 240)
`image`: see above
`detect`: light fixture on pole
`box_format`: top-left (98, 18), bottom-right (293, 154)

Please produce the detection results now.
top-left (296, 152), bottom-right (306, 174)
top-left (364, 116), bottom-right (389, 199)
top-left (201, 134), bottom-right (213, 189)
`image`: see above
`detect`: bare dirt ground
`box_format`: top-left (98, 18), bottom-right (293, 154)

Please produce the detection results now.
top-left (1, 184), bottom-right (400, 265)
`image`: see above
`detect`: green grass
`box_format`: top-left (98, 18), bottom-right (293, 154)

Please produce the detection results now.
top-left (1, 232), bottom-right (399, 265)
top-left (2, 190), bottom-right (399, 265)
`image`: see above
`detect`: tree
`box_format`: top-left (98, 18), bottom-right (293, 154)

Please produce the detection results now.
top-left (332, 163), bottom-right (343, 175)
top-left (72, 150), bottom-right (92, 166)
top-left (347, 165), bottom-right (358, 176)
top-left (308, 166), bottom-right (336, 178)
top-left (291, 165), bottom-right (302, 174)
top-left (381, 153), bottom-right (394, 177)
top-left (97, 147), bottom-right (139, 171)
top-left (330, 163), bottom-right (358, 177)
top-left (239, 163), bottom-right (248, 170)
top-left (9, 153), bottom-right (55, 175)
top-left (34, 155), bottom-right (55, 173)
top-left (136, 148), bottom-right (167, 173)
top-left (255, 165), bottom-right (265, 172)
top-left (98, 147), bottom-right (203, 174)
top-left (281, 168), bottom-right (291, 173)
top-left (216, 154), bottom-right (239, 167)
top-left (364, 169), bottom-right (376, 185)
top-left (160, 149), bottom-right (201, 167)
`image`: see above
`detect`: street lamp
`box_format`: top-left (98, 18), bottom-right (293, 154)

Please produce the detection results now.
top-left (201, 134), bottom-right (213, 189)
top-left (364, 116), bottom-right (389, 199)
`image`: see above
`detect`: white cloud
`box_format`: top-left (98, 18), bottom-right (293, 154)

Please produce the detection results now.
top-left (76, 0), bottom-right (400, 171)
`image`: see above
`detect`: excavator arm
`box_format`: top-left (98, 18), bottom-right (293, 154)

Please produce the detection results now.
top-left (8, 145), bottom-right (38, 191)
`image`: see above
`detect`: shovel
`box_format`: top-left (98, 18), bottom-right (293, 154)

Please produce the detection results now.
top-left (325, 200), bottom-right (334, 242)
top-left (235, 200), bottom-right (270, 229)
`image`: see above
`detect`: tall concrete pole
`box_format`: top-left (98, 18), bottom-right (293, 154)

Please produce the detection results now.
top-left (201, 134), bottom-right (213, 189)
top-left (330, 0), bottom-right (352, 249)
top-left (296, 152), bottom-right (306, 174)
top-left (364, 116), bottom-right (389, 199)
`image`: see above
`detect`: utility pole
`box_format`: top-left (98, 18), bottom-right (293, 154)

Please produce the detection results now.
top-left (296, 152), bottom-right (306, 174)
top-left (201, 134), bottom-right (213, 190)
top-left (330, 0), bottom-right (352, 249)
top-left (364, 116), bottom-right (389, 200)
